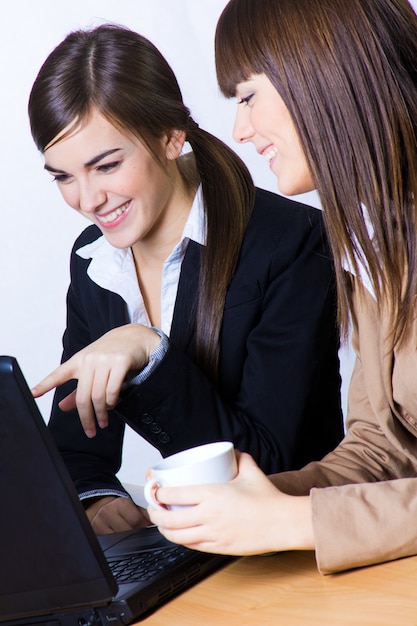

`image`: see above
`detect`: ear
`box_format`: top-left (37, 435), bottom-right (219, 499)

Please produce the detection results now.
top-left (165, 129), bottom-right (187, 160)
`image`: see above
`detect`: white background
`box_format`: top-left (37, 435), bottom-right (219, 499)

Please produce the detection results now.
top-left (3, 0), bottom-right (408, 484)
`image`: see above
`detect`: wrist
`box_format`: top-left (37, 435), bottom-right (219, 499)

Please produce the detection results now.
top-left (287, 496), bottom-right (314, 550)
top-left (85, 495), bottom-right (117, 520)
top-left (289, 495), bottom-right (315, 550)
top-left (147, 326), bottom-right (165, 358)
top-left (128, 327), bottom-right (169, 386)
top-left (270, 493), bottom-right (315, 552)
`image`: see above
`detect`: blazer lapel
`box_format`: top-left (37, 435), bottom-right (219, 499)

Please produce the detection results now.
top-left (170, 241), bottom-right (201, 353)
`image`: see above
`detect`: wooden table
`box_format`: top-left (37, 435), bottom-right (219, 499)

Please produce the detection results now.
top-left (138, 550), bottom-right (417, 625)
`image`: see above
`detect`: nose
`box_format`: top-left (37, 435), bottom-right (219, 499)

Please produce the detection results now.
top-left (78, 180), bottom-right (107, 214)
top-left (232, 106), bottom-right (255, 144)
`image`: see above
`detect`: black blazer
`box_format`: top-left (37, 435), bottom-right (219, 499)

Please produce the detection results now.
top-left (49, 188), bottom-right (343, 497)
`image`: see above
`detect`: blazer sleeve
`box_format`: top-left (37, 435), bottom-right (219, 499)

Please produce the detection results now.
top-left (116, 195), bottom-right (343, 474)
top-left (311, 477), bottom-right (417, 574)
top-left (270, 288), bottom-right (417, 573)
top-left (273, 352), bottom-right (417, 573)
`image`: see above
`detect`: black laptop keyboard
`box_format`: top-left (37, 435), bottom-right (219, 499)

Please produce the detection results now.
top-left (107, 545), bottom-right (191, 583)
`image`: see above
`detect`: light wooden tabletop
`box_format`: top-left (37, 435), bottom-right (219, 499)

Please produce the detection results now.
top-left (138, 549), bottom-right (417, 625)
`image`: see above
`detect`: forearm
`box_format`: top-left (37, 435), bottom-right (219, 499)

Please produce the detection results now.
top-left (269, 491), bottom-right (314, 552)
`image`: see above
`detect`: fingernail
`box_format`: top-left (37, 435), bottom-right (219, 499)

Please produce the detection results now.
top-left (85, 429), bottom-right (95, 438)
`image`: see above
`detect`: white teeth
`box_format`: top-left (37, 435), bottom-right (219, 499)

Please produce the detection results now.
top-left (98, 202), bottom-right (129, 224)
top-left (264, 147), bottom-right (278, 163)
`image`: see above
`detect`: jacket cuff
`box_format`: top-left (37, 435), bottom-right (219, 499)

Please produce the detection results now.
top-left (311, 479), bottom-right (417, 574)
top-left (129, 327), bottom-right (169, 385)
top-left (79, 488), bottom-right (130, 501)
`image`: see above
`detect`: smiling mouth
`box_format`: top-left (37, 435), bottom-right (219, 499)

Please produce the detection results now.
top-left (263, 147), bottom-right (278, 163)
top-left (96, 201), bottom-right (129, 224)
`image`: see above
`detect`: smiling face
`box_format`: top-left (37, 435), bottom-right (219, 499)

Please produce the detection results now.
top-left (43, 109), bottom-right (189, 253)
top-left (233, 73), bottom-right (315, 196)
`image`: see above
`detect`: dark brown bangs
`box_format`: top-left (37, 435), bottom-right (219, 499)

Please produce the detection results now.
top-left (215, 0), bottom-right (260, 97)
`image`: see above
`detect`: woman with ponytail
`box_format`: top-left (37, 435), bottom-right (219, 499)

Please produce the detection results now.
top-left (29, 24), bottom-right (342, 534)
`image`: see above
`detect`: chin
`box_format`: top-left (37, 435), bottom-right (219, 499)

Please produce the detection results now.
top-left (277, 181), bottom-right (315, 197)
top-left (274, 167), bottom-right (315, 197)
top-left (276, 182), bottom-right (297, 197)
top-left (274, 174), bottom-right (295, 196)
top-left (102, 233), bottom-right (136, 249)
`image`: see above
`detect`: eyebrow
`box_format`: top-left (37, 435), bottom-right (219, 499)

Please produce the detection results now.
top-left (44, 148), bottom-right (122, 173)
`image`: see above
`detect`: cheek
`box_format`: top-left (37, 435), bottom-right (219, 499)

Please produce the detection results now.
top-left (285, 129), bottom-right (311, 178)
top-left (249, 108), bottom-right (265, 134)
top-left (294, 144), bottom-right (314, 189)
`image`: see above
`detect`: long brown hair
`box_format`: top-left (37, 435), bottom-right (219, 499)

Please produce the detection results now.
top-left (216, 0), bottom-right (417, 346)
top-left (28, 24), bottom-right (254, 380)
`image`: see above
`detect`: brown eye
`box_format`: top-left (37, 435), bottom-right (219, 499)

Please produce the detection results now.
top-left (238, 94), bottom-right (254, 106)
top-left (97, 161), bottom-right (120, 173)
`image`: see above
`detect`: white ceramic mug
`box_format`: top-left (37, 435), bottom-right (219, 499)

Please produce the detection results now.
top-left (144, 441), bottom-right (237, 510)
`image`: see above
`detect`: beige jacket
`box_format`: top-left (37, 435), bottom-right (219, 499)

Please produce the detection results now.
top-left (271, 284), bottom-right (417, 574)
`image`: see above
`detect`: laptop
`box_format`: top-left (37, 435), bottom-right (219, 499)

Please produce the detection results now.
top-left (0, 356), bottom-right (230, 625)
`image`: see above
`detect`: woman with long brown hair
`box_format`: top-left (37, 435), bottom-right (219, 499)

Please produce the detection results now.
top-left (29, 24), bottom-right (342, 535)
top-left (148, 0), bottom-right (417, 575)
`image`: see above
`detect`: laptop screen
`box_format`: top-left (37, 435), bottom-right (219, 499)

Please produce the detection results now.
top-left (0, 356), bottom-right (117, 620)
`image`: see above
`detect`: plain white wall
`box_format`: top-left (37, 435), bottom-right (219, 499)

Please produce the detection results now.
top-left (6, 0), bottom-right (411, 484)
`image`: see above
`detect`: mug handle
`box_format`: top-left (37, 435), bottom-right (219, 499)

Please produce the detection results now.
top-left (143, 478), bottom-right (166, 510)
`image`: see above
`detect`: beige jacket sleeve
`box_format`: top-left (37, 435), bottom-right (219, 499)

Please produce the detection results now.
top-left (271, 286), bottom-right (417, 574)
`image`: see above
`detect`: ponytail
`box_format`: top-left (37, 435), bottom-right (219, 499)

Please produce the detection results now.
top-left (187, 118), bottom-right (255, 380)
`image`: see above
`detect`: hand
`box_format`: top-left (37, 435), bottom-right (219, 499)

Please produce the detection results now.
top-left (147, 452), bottom-right (314, 555)
top-left (86, 496), bottom-right (151, 534)
top-left (31, 324), bottom-right (161, 437)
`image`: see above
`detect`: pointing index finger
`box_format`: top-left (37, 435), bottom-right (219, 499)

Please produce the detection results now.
top-left (31, 361), bottom-right (75, 398)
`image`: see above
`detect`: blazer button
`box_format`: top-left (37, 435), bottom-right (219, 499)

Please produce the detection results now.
top-left (150, 423), bottom-right (162, 434)
top-left (141, 413), bottom-right (154, 424)
top-left (158, 432), bottom-right (171, 444)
